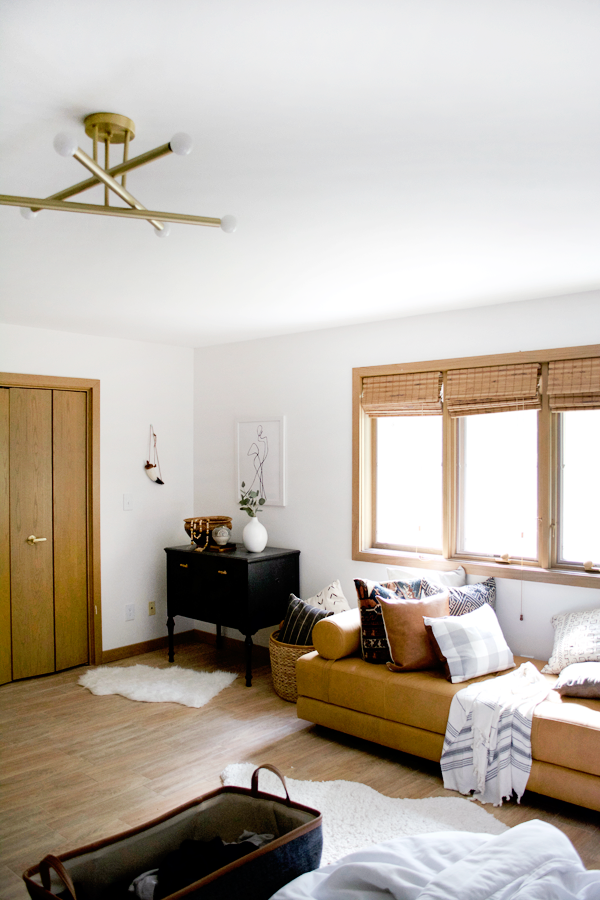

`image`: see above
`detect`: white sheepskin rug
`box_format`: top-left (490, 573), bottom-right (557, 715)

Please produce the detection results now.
top-left (79, 664), bottom-right (237, 708)
top-left (221, 762), bottom-right (508, 865)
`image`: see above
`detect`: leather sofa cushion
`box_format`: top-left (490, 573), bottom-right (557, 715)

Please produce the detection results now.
top-left (297, 651), bottom-right (521, 734)
top-left (296, 652), bottom-right (600, 774)
top-left (312, 608), bottom-right (361, 660)
top-left (532, 696), bottom-right (600, 777)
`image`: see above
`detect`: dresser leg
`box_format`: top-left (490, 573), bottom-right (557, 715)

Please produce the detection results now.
top-left (245, 634), bottom-right (253, 687)
top-left (167, 616), bottom-right (175, 663)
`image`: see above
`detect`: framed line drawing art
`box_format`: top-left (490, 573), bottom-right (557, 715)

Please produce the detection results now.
top-left (236, 416), bottom-right (286, 507)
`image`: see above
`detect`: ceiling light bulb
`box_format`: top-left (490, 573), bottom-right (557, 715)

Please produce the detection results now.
top-left (169, 133), bottom-right (193, 156)
top-left (155, 223), bottom-right (171, 238)
top-left (53, 133), bottom-right (78, 157)
top-left (220, 215), bottom-right (237, 233)
top-left (20, 207), bottom-right (39, 220)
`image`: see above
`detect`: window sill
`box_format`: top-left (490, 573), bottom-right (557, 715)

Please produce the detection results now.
top-left (354, 547), bottom-right (600, 590)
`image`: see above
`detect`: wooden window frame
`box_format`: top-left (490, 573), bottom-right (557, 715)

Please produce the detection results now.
top-left (352, 344), bottom-right (600, 589)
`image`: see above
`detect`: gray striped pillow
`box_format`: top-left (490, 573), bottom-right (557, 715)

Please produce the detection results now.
top-left (279, 594), bottom-right (333, 645)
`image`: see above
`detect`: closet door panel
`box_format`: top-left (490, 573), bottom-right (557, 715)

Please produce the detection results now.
top-left (0, 389), bottom-right (10, 685)
top-left (10, 388), bottom-right (55, 679)
top-left (54, 390), bottom-right (89, 670)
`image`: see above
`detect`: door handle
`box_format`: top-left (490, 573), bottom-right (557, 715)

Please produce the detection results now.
top-left (27, 535), bottom-right (47, 544)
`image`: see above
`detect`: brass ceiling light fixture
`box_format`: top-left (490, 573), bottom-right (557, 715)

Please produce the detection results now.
top-left (0, 112), bottom-right (237, 238)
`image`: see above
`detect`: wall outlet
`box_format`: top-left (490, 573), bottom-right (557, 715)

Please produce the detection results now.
top-left (125, 604), bottom-right (135, 621)
top-left (148, 601), bottom-right (156, 616)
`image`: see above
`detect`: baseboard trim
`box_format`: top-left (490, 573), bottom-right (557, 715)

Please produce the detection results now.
top-left (102, 633), bottom-right (181, 664)
top-left (101, 629), bottom-right (270, 665)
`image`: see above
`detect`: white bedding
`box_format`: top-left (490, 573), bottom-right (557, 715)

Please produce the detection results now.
top-left (270, 820), bottom-right (600, 900)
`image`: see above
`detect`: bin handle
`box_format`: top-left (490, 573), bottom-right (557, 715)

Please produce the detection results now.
top-left (250, 764), bottom-right (291, 806)
top-left (39, 855), bottom-right (77, 900)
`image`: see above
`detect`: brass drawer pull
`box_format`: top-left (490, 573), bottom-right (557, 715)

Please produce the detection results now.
top-left (179, 563), bottom-right (188, 568)
top-left (218, 570), bottom-right (227, 575)
top-left (27, 535), bottom-right (47, 544)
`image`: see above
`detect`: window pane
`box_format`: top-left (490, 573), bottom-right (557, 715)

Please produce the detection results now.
top-left (458, 410), bottom-right (538, 559)
top-left (560, 410), bottom-right (600, 564)
top-left (375, 416), bottom-right (443, 553)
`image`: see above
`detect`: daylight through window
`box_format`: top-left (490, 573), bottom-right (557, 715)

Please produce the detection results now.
top-left (353, 345), bottom-right (600, 584)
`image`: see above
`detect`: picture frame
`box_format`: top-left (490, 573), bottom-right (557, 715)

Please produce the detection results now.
top-left (236, 416), bottom-right (286, 507)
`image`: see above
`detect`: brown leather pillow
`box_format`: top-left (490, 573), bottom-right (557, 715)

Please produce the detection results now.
top-left (379, 589), bottom-right (450, 672)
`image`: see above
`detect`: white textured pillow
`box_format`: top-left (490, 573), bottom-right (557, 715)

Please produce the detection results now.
top-left (307, 580), bottom-right (350, 613)
top-left (541, 607), bottom-right (600, 674)
top-left (386, 565), bottom-right (466, 587)
top-left (424, 603), bottom-right (514, 684)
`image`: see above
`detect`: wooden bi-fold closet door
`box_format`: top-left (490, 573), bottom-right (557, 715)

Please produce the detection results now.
top-left (0, 386), bottom-right (89, 683)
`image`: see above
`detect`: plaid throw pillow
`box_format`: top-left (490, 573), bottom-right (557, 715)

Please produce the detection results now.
top-left (354, 578), bottom-right (422, 664)
top-left (423, 603), bottom-right (514, 683)
top-left (422, 577), bottom-right (496, 616)
top-left (278, 594), bottom-right (332, 646)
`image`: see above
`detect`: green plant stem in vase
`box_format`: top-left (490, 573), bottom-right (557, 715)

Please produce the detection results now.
top-left (239, 482), bottom-right (266, 517)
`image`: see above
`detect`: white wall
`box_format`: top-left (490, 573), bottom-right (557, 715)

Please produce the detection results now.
top-left (2, 291), bottom-right (598, 664)
top-left (0, 323), bottom-right (194, 652)
top-left (194, 290), bottom-right (600, 660)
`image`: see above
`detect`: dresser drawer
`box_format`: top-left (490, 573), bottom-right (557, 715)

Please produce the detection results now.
top-left (202, 562), bottom-right (246, 627)
top-left (166, 552), bottom-right (245, 624)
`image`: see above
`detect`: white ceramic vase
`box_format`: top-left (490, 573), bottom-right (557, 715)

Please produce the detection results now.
top-left (243, 515), bottom-right (268, 552)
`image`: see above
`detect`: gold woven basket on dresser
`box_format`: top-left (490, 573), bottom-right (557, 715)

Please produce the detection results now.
top-left (184, 516), bottom-right (233, 537)
top-left (269, 630), bottom-right (314, 703)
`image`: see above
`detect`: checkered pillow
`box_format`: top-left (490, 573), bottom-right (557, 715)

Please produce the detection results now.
top-left (422, 577), bottom-right (496, 616)
top-left (423, 603), bottom-right (514, 683)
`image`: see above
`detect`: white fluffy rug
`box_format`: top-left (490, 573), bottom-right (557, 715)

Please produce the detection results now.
top-left (79, 664), bottom-right (237, 708)
top-left (221, 763), bottom-right (508, 865)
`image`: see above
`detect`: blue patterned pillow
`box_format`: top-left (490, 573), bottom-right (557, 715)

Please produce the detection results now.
top-left (354, 578), bottom-right (423, 663)
top-left (422, 577), bottom-right (495, 616)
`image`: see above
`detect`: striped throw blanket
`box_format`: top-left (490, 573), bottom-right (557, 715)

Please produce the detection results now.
top-left (441, 662), bottom-right (553, 806)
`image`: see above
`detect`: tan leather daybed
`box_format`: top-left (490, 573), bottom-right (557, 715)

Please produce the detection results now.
top-left (296, 608), bottom-right (600, 812)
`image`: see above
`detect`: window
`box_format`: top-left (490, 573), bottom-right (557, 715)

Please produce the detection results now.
top-left (558, 409), bottom-right (600, 566)
top-left (375, 415), bottom-right (443, 553)
top-left (457, 410), bottom-right (538, 561)
top-left (353, 345), bottom-right (600, 586)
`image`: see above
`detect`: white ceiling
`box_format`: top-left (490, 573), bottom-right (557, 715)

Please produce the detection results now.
top-left (1, 0), bottom-right (599, 348)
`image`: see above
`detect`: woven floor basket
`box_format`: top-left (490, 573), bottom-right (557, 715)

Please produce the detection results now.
top-left (269, 630), bottom-right (314, 702)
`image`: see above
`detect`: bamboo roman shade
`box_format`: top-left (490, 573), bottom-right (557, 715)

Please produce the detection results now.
top-left (361, 371), bottom-right (443, 416)
top-left (445, 363), bottom-right (541, 417)
top-left (548, 358), bottom-right (600, 411)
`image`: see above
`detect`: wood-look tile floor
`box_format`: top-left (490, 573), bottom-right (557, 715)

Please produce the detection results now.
top-left (1, 640), bottom-right (599, 899)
